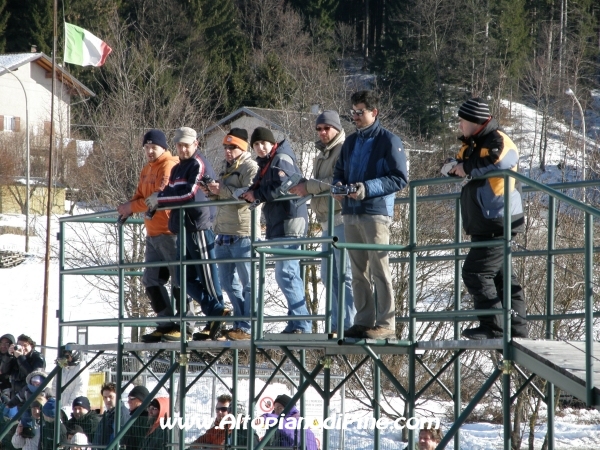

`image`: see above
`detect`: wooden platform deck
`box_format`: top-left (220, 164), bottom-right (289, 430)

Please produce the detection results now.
top-left (512, 339), bottom-right (600, 408)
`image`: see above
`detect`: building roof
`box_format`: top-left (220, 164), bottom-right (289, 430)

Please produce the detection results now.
top-left (0, 53), bottom-right (95, 97)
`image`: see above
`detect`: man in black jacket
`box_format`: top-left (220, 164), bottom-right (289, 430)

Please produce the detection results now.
top-left (11, 334), bottom-right (45, 395)
top-left (0, 334), bottom-right (15, 392)
top-left (66, 396), bottom-right (101, 442)
top-left (147, 127), bottom-right (228, 341)
top-left (92, 382), bottom-right (129, 447)
top-left (447, 97), bottom-right (527, 340)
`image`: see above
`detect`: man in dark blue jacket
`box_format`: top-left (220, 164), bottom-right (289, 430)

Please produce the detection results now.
top-left (333, 90), bottom-right (408, 340)
top-left (241, 127), bottom-right (312, 333)
top-left (146, 127), bottom-right (228, 341)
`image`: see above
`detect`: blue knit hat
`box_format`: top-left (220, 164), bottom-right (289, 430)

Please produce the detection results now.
top-left (142, 129), bottom-right (168, 150)
top-left (42, 398), bottom-right (56, 418)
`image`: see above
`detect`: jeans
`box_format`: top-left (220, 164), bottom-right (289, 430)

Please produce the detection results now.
top-left (177, 228), bottom-right (225, 318)
top-left (322, 223), bottom-right (355, 331)
top-left (216, 237), bottom-right (252, 331)
top-left (273, 241), bottom-right (312, 333)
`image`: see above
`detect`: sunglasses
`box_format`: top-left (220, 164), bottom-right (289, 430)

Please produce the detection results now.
top-left (350, 109), bottom-right (369, 116)
top-left (223, 145), bottom-right (238, 151)
top-left (215, 407), bottom-right (229, 412)
top-left (315, 126), bottom-right (332, 132)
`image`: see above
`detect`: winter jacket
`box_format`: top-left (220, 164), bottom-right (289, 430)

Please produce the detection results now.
top-left (38, 418), bottom-right (67, 450)
top-left (7, 371), bottom-right (51, 409)
top-left (333, 119), bottom-right (408, 216)
top-left (11, 420), bottom-right (40, 450)
top-left (211, 152), bottom-right (259, 236)
top-left (52, 361), bottom-right (89, 416)
top-left (157, 151), bottom-right (217, 234)
top-left (456, 118), bottom-right (525, 237)
top-left (190, 417), bottom-right (257, 449)
top-left (262, 406), bottom-right (318, 450)
top-left (92, 403), bottom-right (130, 446)
top-left (139, 397), bottom-right (169, 450)
top-left (12, 351), bottom-right (45, 395)
top-left (305, 130), bottom-right (345, 226)
top-left (129, 151), bottom-right (179, 237)
top-left (66, 410), bottom-right (101, 442)
top-left (251, 139), bottom-right (308, 239)
top-left (0, 344), bottom-right (16, 392)
top-left (120, 407), bottom-right (149, 450)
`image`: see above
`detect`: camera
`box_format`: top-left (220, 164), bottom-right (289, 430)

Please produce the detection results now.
top-left (198, 174), bottom-right (215, 186)
top-left (13, 344), bottom-right (22, 352)
top-left (440, 158), bottom-right (458, 177)
top-left (330, 184), bottom-right (357, 196)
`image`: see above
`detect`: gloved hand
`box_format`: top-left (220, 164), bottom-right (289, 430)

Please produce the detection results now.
top-left (354, 182), bottom-right (366, 201)
top-left (145, 192), bottom-right (159, 210)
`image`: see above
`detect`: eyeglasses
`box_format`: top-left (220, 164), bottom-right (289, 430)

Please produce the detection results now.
top-left (223, 145), bottom-right (238, 151)
top-left (315, 126), bottom-right (332, 132)
top-left (350, 109), bottom-right (369, 116)
top-left (215, 406), bottom-right (229, 412)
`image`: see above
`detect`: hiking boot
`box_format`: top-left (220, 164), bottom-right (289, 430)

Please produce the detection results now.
top-left (226, 329), bottom-right (251, 341)
top-left (344, 324), bottom-right (371, 339)
top-left (208, 308), bottom-right (231, 340)
top-left (364, 326), bottom-right (396, 340)
top-left (161, 329), bottom-right (191, 342)
top-left (193, 326), bottom-right (211, 341)
top-left (461, 326), bottom-right (503, 340)
top-left (141, 330), bottom-right (164, 343)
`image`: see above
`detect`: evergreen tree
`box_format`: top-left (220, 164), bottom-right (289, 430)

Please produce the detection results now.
top-left (0, 0), bottom-right (8, 52)
top-left (4, 0), bottom-right (53, 53)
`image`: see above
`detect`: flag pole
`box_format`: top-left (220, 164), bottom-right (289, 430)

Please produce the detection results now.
top-left (42, 0), bottom-right (58, 356)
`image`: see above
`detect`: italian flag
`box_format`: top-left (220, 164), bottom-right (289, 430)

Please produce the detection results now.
top-left (64, 22), bottom-right (112, 67)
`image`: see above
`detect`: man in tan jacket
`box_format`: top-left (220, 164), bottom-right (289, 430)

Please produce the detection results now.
top-left (201, 128), bottom-right (259, 340)
top-left (289, 111), bottom-right (355, 336)
top-left (117, 129), bottom-right (187, 342)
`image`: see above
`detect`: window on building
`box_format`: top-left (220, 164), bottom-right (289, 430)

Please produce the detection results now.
top-left (0, 115), bottom-right (20, 132)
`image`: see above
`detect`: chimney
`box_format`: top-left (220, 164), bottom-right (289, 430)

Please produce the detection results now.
top-left (31, 45), bottom-right (37, 53)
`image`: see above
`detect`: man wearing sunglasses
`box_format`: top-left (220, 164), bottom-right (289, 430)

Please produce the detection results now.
top-left (289, 111), bottom-right (356, 337)
top-left (332, 90), bottom-right (408, 340)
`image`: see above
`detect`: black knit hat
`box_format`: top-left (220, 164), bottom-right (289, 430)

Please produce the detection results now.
top-left (229, 128), bottom-right (248, 141)
top-left (223, 128), bottom-right (249, 151)
top-left (72, 396), bottom-right (91, 411)
top-left (458, 97), bottom-right (491, 125)
top-left (250, 127), bottom-right (276, 146)
top-left (129, 385), bottom-right (149, 402)
top-left (274, 394), bottom-right (293, 408)
top-left (142, 129), bottom-right (168, 150)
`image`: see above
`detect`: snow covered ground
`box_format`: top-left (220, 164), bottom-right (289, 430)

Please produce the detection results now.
top-left (2, 98), bottom-right (600, 448)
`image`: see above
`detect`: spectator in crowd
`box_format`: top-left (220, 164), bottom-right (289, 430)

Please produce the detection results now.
top-left (39, 398), bottom-right (67, 450)
top-left (0, 334), bottom-right (15, 392)
top-left (140, 397), bottom-right (170, 450)
top-left (65, 396), bottom-right (100, 442)
top-left (417, 428), bottom-right (443, 450)
top-left (241, 127), bottom-right (312, 334)
top-left (6, 370), bottom-right (51, 409)
top-left (66, 424), bottom-right (85, 442)
top-left (70, 432), bottom-right (91, 450)
top-left (290, 111), bottom-right (356, 335)
top-left (447, 97), bottom-right (527, 340)
top-left (11, 335), bottom-right (45, 395)
top-left (11, 395), bottom-right (45, 450)
top-left (201, 128), bottom-right (259, 341)
top-left (332, 90), bottom-right (408, 340)
top-left (191, 394), bottom-right (256, 449)
top-left (117, 129), bottom-right (191, 343)
top-left (53, 345), bottom-right (89, 417)
top-left (147, 127), bottom-right (229, 341)
top-left (92, 382), bottom-right (130, 447)
top-left (262, 394), bottom-right (318, 450)
top-left (121, 385), bottom-right (150, 450)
